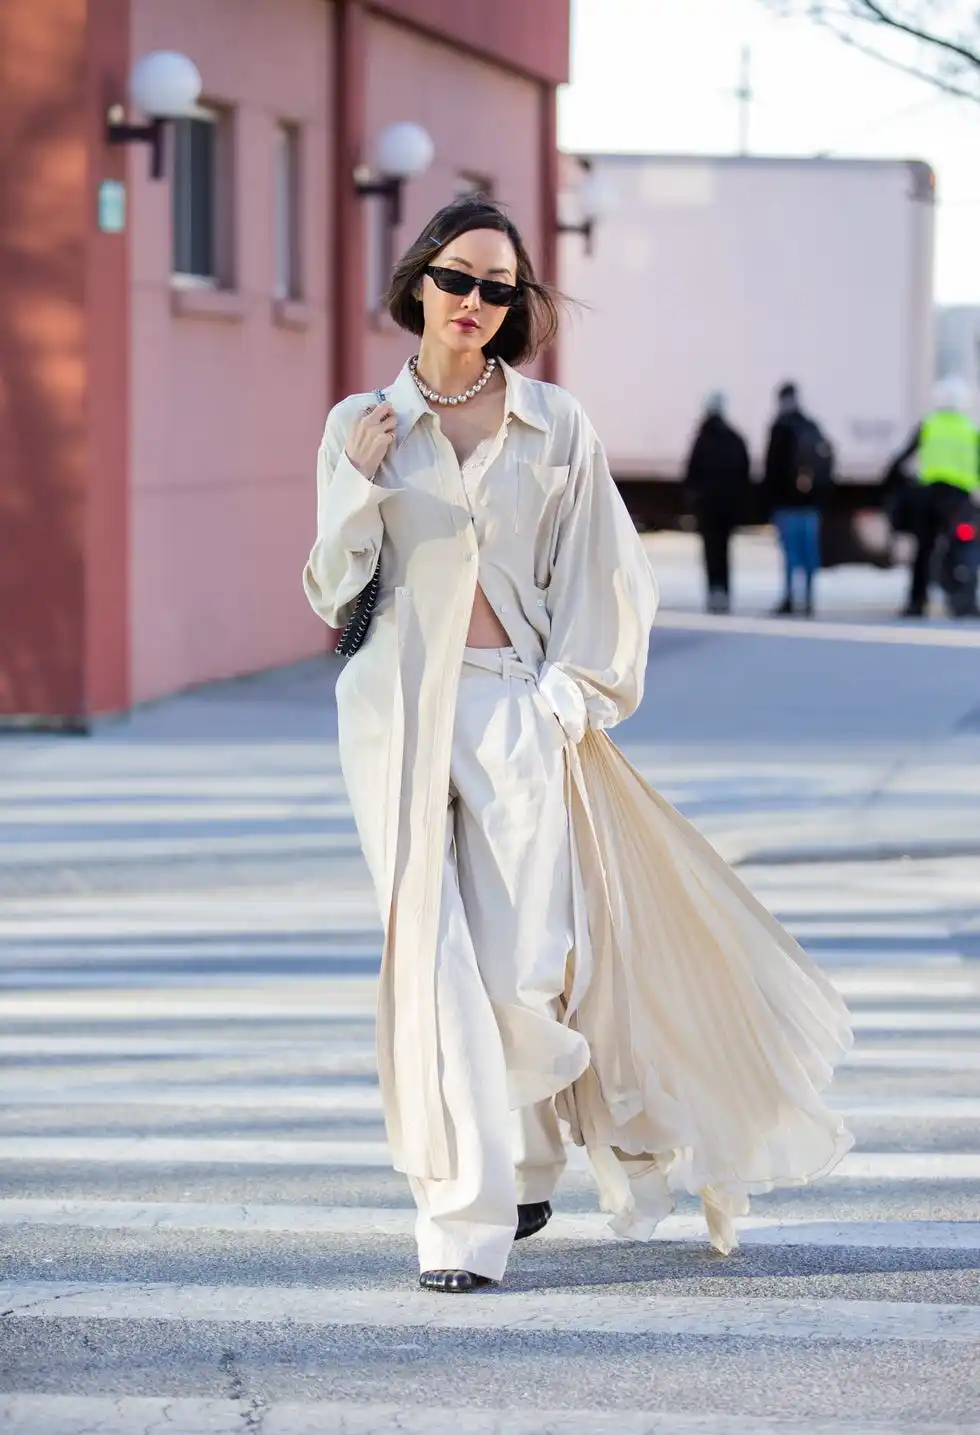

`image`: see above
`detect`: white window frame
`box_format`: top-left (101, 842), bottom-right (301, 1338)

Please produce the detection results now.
top-left (364, 192), bottom-right (386, 316)
top-left (171, 103), bottom-right (234, 290)
top-left (274, 122), bottom-right (303, 301)
top-left (455, 172), bottom-right (494, 200)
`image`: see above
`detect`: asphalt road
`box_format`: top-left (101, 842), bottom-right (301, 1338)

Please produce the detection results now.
top-left (1, 591), bottom-right (979, 1434)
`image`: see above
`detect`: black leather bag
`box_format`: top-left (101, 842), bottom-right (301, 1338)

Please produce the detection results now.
top-left (336, 388), bottom-right (386, 659)
top-left (336, 564), bottom-right (381, 657)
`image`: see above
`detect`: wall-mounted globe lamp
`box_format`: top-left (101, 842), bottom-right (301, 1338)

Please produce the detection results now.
top-left (106, 51), bottom-right (203, 180)
top-left (355, 122), bottom-right (435, 294)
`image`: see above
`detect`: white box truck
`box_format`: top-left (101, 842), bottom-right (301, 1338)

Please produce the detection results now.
top-left (558, 154), bottom-right (936, 562)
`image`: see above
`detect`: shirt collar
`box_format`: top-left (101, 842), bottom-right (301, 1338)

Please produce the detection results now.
top-left (500, 360), bottom-right (551, 433)
top-left (386, 356), bottom-right (551, 446)
top-left (387, 361), bottom-right (430, 448)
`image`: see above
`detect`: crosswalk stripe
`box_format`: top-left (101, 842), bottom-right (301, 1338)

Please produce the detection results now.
top-left (849, 1011), bottom-right (980, 1030)
top-left (2, 1034), bottom-right (979, 1067)
top-left (0, 907), bottom-right (381, 943)
top-left (1, 1201), bottom-right (978, 1248)
top-left (3, 1086), bottom-right (980, 1122)
top-left (0, 1034), bottom-right (376, 1058)
top-left (19, 964), bottom-right (969, 998)
top-left (2, 1137), bottom-right (979, 1178)
top-left (0, 772), bottom-right (347, 798)
top-left (831, 974), bottom-right (980, 998)
top-left (816, 949), bottom-right (969, 969)
top-left (0, 1083), bottom-right (386, 1110)
top-left (3, 983), bottom-right (978, 1022)
top-left (4, 997), bottom-right (980, 1031)
top-left (0, 1056), bottom-right (381, 1085)
top-left (843, 1047), bottom-right (980, 1070)
top-left (2, 797), bottom-right (352, 824)
top-left (834, 1097), bottom-right (980, 1119)
top-left (0, 937), bottom-right (372, 960)
top-left (0, 1136), bottom-right (393, 1166)
top-left (0, 995), bottom-right (378, 1018)
top-left (3, 1282), bottom-right (979, 1342)
top-left (0, 831), bottom-right (363, 868)
top-left (2, 1395), bottom-right (967, 1435)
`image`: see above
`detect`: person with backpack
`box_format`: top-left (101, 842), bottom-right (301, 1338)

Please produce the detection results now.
top-left (762, 381), bottom-right (835, 618)
top-left (683, 392), bottom-right (752, 614)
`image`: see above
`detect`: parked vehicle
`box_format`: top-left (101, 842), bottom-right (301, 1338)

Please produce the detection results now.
top-left (938, 499), bottom-right (980, 617)
top-left (558, 154), bottom-right (937, 564)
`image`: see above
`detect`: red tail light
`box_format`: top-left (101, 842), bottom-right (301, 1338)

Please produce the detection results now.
top-left (954, 521), bottom-right (977, 543)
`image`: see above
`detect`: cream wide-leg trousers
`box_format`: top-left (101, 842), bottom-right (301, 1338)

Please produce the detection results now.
top-left (408, 646), bottom-right (581, 1282)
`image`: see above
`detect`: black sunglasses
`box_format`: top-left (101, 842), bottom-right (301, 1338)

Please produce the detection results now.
top-left (424, 265), bottom-right (522, 308)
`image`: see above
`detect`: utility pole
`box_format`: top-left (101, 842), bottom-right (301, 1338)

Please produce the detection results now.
top-left (736, 45), bottom-right (753, 155)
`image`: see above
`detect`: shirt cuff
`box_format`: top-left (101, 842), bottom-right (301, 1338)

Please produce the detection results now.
top-left (538, 662), bottom-right (589, 744)
top-left (327, 451), bottom-right (390, 521)
top-left (583, 686), bottom-right (621, 731)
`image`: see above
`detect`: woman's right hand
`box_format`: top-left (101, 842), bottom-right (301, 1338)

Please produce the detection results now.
top-left (345, 402), bottom-right (397, 480)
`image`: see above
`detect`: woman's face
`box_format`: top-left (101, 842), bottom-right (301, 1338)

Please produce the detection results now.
top-left (420, 227), bottom-right (518, 358)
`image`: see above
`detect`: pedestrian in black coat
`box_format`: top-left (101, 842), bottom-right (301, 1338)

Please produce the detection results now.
top-left (683, 392), bottom-right (751, 614)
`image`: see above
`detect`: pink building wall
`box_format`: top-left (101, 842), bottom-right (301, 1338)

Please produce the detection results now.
top-left (362, 13), bottom-right (544, 387)
top-left (128, 0), bottom-right (331, 704)
top-left (125, 0), bottom-right (556, 707)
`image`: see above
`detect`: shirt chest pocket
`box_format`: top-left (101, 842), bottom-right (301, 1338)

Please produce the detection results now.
top-left (486, 461), bottom-right (569, 534)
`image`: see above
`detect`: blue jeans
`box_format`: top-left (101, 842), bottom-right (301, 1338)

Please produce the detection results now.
top-left (773, 508), bottom-right (821, 604)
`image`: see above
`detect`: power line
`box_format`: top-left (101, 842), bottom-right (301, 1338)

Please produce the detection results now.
top-left (736, 45), bottom-right (753, 153)
top-left (814, 87), bottom-right (954, 155)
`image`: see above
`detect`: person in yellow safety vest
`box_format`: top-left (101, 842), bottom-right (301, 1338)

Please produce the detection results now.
top-left (886, 375), bottom-right (980, 617)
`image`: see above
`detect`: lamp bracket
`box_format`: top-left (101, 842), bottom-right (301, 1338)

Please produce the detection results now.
top-left (355, 174), bottom-right (402, 227)
top-left (106, 113), bottom-right (167, 180)
top-left (558, 217), bottom-right (595, 257)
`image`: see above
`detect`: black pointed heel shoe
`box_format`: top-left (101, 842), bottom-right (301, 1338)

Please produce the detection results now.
top-left (419, 1269), bottom-right (495, 1294)
top-left (515, 1200), bottom-right (552, 1241)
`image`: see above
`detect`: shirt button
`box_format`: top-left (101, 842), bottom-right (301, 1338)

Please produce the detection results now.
top-left (536, 599), bottom-right (545, 607)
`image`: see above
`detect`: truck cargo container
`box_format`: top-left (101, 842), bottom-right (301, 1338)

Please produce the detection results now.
top-left (558, 154), bottom-right (936, 563)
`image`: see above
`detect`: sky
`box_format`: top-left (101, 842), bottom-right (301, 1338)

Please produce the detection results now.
top-left (558, 0), bottom-right (980, 305)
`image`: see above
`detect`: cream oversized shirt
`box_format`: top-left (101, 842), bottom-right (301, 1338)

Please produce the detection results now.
top-left (304, 358), bottom-right (659, 741)
top-left (303, 357), bottom-right (659, 1181)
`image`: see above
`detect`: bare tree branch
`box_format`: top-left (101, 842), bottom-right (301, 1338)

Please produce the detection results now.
top-left (762, 1), bottom-right (980, 103)
top-left (815, 12), bottom-right (980, 102)
top-left (854, 1), bottom-right (980, 72)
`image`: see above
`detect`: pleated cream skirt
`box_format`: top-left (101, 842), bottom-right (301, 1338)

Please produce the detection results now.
top-left (559, 729), bottom-right (854, 1255)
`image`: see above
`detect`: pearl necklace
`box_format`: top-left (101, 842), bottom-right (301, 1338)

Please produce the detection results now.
top-left (409, 355), bottom-right (496, 406)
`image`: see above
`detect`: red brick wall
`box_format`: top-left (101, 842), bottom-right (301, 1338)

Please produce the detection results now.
top-left (367, 0), bottom-right (570, 84)
top-left (0, 0), bottom-right (130, 721)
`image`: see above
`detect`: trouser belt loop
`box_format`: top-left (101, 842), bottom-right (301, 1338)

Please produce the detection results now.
top-left (502, 653), bottom-right (536, 684)
top-left (461, 648), bottom-right (537, 683)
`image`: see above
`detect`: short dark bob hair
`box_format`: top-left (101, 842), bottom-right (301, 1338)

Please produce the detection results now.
top-left (386, 195), bottom-right (561, 367)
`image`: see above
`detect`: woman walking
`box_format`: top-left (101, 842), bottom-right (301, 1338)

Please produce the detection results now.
top-left (303, 196), bottom-right (852, 1294)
